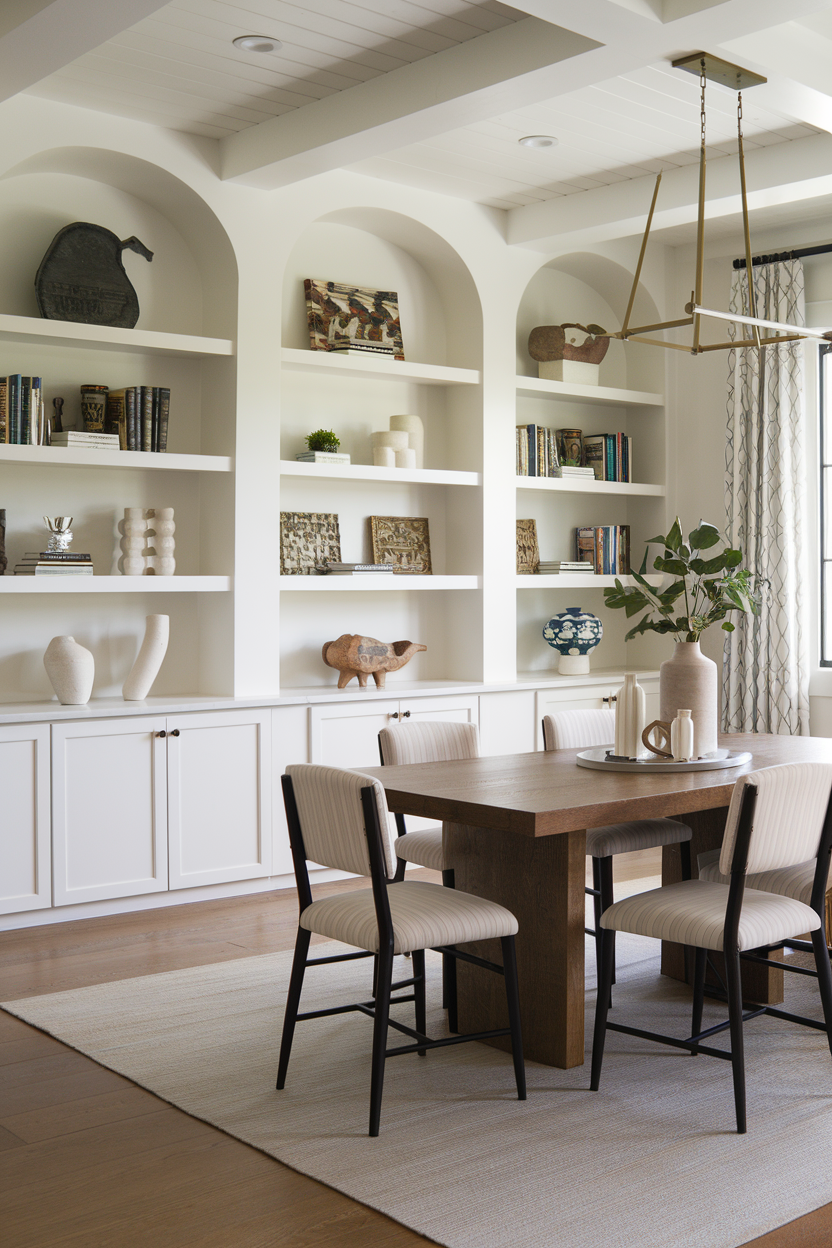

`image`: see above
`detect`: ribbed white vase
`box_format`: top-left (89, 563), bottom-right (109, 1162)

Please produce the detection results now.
top-left (660, 641), bottom-right (718, 758)
top-left (614, 673), bottom-right (646, 759)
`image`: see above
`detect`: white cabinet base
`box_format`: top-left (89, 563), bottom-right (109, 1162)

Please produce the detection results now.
top-left (0, 723), bottom-right (51, 914)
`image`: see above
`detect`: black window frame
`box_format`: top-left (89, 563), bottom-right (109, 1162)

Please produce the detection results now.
top-left (821, 342), bottom-right (832, 666)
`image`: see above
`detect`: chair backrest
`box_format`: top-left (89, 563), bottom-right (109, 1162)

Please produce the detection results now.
top-left (542, 708), bottom-right (616, 752)
top-left (378, 719), bottom-right (480, 766)
top-left (719, 762), bottom-right (832, 876)
top-left (286, 764), bottom-right (397, 880)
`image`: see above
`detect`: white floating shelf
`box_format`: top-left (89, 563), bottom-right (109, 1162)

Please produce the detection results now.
top-left (0, 445), bottom-right (232, 472)
top-left (515, 476), bottom-right (664, 497)
top-left (0, 313), bottom-right (234, 358)
top-left (0, 576), bottom-right (231, 594)
top-left (516, 574), bottom-right (663, 589)
top-left (280, 575), bottom-right (480, 591)
top-left (280, 460), bottom-right (480, 487)
top-left (515, 376), bottom-right (663, 407)
top-left (281, 347), bottom-right (479, 387)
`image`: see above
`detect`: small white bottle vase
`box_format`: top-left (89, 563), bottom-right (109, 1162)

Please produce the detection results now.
top-left (671, 709), bottom-right (695, 762)
top-left (123, 614), bottom-right (170, 700)
top-left (43, 636), bottom-right (94, 705)
top-left (614, 673), bottom-right (646, 759)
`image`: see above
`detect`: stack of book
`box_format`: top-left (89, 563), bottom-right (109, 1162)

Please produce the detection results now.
top-left (516, 424), bottom-right (559, 477)
top-left (295, 450), bottom-right (351, 464)
top-left (576, 525), bottom-right (631, 575)
top-left (536, 560), bottom-right (595, 575)
top-left (1, 376), bottom-right (43, 444)
top-left (51, 431), bottom-right (120, 451)
top-left (106, 386), bottom-right (170, 452)
top-left (559, 465), bottom-right (595, 479)
top-left (583, 433), bottom-right (633, 482)
top-left (328, 343), bottom-right (394, 358)
top-left (14, 551), bottom-right (93, 576)
top-left (321, 562), bottom-right (394, 576)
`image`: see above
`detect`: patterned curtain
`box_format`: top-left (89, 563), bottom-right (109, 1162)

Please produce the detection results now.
top-left (723, 258), bottom-right (809, 735)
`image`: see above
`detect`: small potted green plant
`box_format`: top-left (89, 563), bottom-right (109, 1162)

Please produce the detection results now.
top-left (305, 429), bottom-right (340, 453)
top-left (603, 518), bottom-right (760, 756)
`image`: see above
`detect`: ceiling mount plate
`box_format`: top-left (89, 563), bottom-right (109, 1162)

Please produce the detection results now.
top-left (672, 52), bottom-right (767, 91)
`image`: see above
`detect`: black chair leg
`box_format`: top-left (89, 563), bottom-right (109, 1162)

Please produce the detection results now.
top-left (412, 948), bottom-right (427, 1056)
top-left (725, 946), bottom-right (747, 1134)
top-left (369, 941), bottom-right (394, 1137)
top-left (276, 926), bottom-right (311, 1090)
top-left (591, 857), bottom-right (603, 982)
top-left (691, 947), bottom-right (706, 1055)
top-left (590, 923), bottom-right (616, 1091)
top-left (441, 868), bottom-right (455, 1010)
top-left (446, 943), bottom-right (459, 1034)
top-left (501, 935), bottom-right (526, 1100)
top-left (597, 855), bottom-right (616, 990)
top-left (811, 928), bottom-right (832, 1057)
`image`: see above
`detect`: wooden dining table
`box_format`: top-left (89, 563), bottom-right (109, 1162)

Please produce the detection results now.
top-left (363, 732), bottom-right (832, 1069)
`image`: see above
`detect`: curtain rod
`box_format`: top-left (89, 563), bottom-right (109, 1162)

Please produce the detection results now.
top-left (733, 242), bottom-right (832, 270)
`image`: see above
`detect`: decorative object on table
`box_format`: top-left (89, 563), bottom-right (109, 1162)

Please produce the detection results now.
top-left (35, 223), bottom-right (153, 328)
top-left (304, 278), bottom-right (404, 360)
top-left (123, 614), bottom-right (170, 700)
top-left (583, 433), bottom-right (632, 482)
top-left (389, 414), bottom-right (424, 468)
top-left (322, 634), bottom-right (427, 689)
top-left (43, 636), bottom-right (95, 706)
top-left (0, 509), bottom-right (5, 575)
top-left (280, 511), bottom-right (341, 575)
top-left (371, 429), bottom-right (410, 468)
top-left (528, 323), bottom-right (609, 384)
top-left (542, 606), bottom-right (603, 675)
top-left (576, 747), bottom-right (753, 774)
top-left (614, 673), bottom-right (646, 759)
top-left (670, 709), bottom-right (695, 762)
top-left (604, 518), bottom-right (761, 758)
top-left (641, 719), bottom-right (672, 759)
top-left (516, 424), bottom-right (559, 477)
top-left (45, 516), bottom-right (73, 553)
top-left (516, 519), bottom-right (539, 574)
top-left (369, 515), bottom-right (431, 574)
top-left (118, 507), bottom-right (175, 575)
top-left (536, 560), bottom-right (594, 575)
top-left (52, 396), bottom-right (64, 434)
top-left (80, 384), bottom-right (108, 432)
top-left (576, 525), bottom-right (630, 575)
top-left (557, 428), bottom-right (583, 466)
top-left (320, 562), bottom-right (394, 576)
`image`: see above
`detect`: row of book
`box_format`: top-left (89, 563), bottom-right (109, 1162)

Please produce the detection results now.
top-left (1, 376), bottom-right (42, 444)
top-left (583, 433), bottom-right (633, 483)
top-left (516, 424), bottom-right (559, 477)
top-left (108, 387), bottom-right (170, 452)
top-left (536, 560), bottom-right (595, 575)
top-left (576, 525), bottom-right (631, 575)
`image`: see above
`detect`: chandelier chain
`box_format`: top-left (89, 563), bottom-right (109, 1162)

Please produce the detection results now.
top-left (700, 59), bottom-right (707, 150)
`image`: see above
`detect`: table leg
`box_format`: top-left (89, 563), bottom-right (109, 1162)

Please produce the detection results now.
top-left (660, 807), bottom-right (783, 1005)
top-left (444, 822), bottom-right (586, 1068)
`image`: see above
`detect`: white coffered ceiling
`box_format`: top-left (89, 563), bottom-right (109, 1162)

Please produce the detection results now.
top-left (5, 0), bottom-right (832, 247)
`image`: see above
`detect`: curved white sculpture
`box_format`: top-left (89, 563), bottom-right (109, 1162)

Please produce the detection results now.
top-left (123, 614), bottom-right (170, 701)
top-left (44, 636), bottom-right (94, 705)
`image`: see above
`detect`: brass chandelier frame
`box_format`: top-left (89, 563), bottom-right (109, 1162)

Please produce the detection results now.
top-left (610, 53), bottom-right (832, 355)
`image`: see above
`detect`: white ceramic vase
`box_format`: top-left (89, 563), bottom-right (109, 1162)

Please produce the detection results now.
top-left (44, 635), bottom-right (94, 705)
top-left (671, 709), bottom-right (695, 762)
top-left (659, 641), bottom-right (718, 758)
top-left (123, 614), bottom-right (170, 700)
top-left (389, 414), bottom-right (424, 468)
top-left (614, 673), bottom-right (646, 759)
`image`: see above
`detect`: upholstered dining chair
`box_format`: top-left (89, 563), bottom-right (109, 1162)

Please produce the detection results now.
top-left (590, 762), bottom-right (832, 1133)
top-left (378, 719), bottom-right (480, 1029)
top-left (278, 762), bottom-right (526, 1137)
top-left (542, 709), bottom-right (693, 984)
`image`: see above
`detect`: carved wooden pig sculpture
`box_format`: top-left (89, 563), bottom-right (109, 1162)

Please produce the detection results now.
top-left (322, 634), bottom-right (427, 689)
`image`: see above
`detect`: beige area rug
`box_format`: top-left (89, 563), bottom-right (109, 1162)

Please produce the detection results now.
top-left (5, 882), bottom-right (832, 1248)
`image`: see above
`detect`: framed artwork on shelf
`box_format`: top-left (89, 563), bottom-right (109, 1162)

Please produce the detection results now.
top-left (370, 516), bottom-right (432, 574)
top-left (280, 512), bottom-right (341, 575)
top-left (516, 519), bottom-right (540, 574)
top-left (304, 278), bottom-right (405, 360)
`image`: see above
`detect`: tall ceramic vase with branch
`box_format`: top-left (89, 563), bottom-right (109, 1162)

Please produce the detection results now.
top-left (604, 519), bottom-right (760, 757)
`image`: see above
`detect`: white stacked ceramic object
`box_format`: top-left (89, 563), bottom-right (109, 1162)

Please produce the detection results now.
top-left (389, 414), bottom-right (424, 468)
top-left (43, 636), bottom-right (94, 705)
top-left (118, 507), bottom-right (147, 576)
top-left (373, 446), bottom-right (396, 467)
top-left (395, 447), bottom-right (416, 469)
top-left (147, 508), bottom-right (176, 575)
top-left (660, 641), bottom-right (718, 758)
top-left (614, 673), bottom-right (646, 758)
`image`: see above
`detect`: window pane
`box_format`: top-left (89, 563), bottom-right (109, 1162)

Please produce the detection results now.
top-left (824, 350), bottom-right (832, 464)
top-left (824, 563), bottom-right (832, 663)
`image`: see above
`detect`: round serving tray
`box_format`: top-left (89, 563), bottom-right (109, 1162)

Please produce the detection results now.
top-left (575, 747), bottom-right (752, 774)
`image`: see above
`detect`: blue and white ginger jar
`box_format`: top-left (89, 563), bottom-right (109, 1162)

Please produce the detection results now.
top-left (543, 606), bottom-right (603, 674)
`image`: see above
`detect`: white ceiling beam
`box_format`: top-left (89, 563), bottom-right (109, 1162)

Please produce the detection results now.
top-left (220, 19), bottom-right (600, 188)
top-left (507, 131), bottom-right (832, 249)
top-left (0, 0), bottom-right (171, 102)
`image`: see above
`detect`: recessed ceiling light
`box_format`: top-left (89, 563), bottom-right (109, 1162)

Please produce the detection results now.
top-left (233, 34), bottom-right (282, 54)
top-left (518, 135), bottom-right (558, 149)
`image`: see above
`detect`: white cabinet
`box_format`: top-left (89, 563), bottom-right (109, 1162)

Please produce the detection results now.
top-left (479, 690), bottom-right (537, 757)
top-left (535, 675), bottom-right (660, 749)
top-left (0, 723), bottom-right (51, 915)
top-left (52, 709), bottom-right (271, 905)
top-left (167, 710), bottom-right (271, 890)
top-left (308, 694), bottom-right (479, 769)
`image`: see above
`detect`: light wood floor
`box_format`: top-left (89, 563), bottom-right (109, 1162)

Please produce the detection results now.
top-left (0, 851), bottom-right (827, 1247)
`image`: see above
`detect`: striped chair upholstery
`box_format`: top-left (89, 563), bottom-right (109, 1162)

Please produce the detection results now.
top-left (278, 763), bottom-right (526, 1136)
top-left (591, 762), bottom-right (832, 1134)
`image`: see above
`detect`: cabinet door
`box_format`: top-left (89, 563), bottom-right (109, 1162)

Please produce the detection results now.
top-left (310, 699), bottom-right (400, 769)
top-left (479, 691), bottom-right (536, 757)
top-left (167, 710), bottom-right (272, 890)
top-left (0, 723), bottom-right (50, 915)
top-left (52, 718), bottom-right (167, 905)
top-left (272, 705), bottom-right (309, 878)
top-left (400, 694), bottom-right (479, 726)
top-left (535, 686), bottom-right (616, 749)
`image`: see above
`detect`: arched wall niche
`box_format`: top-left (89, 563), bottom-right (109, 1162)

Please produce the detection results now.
top-left (516, 251), bottom-right (664, 395)
top-left (281, 206), bottom-right (483, 370)
top-left (0, 148), bottom-right (238, 339)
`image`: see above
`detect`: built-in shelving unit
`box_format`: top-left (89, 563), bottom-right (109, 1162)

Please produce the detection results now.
top-left (515, 375), bottom-right (664, 407)
top-left (281, 346), bottom-right (479, 387)
top-left (0, 577), bottom-right (231, 594)
top-left (279, 575), bottom-right (480, 592)
top-left (516, 573), bottom-right (663, 590)
top-left (280, 460), bottom-right (480, 487)
top-left (0, 445), bottom-right (232, 472)
top-left (515, 476), bottom-right (663, 497)
top-left (0, 313), bottom-right (234, 358)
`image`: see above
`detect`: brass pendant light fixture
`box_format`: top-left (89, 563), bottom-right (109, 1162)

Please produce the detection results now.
top-left (610, 53), bottom-right (832, 355)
